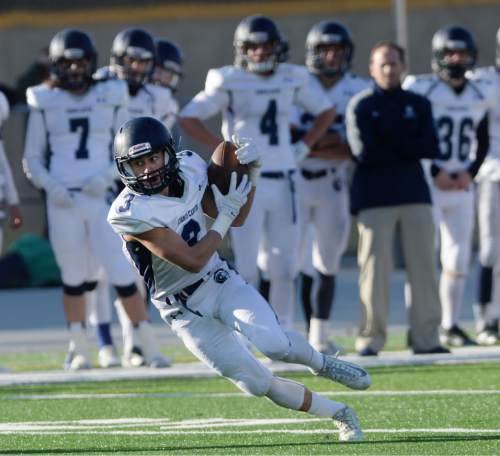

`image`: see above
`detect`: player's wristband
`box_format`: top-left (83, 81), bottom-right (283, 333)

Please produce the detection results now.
top-left (248, 164), bottom-right (261, 186)
top-left (210, 212), bottom-right (235, 239)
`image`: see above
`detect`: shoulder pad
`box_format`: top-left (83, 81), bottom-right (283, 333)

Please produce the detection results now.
top-left (280, 63), bottom-right (309, 81)
top-left (0, 91), bottom-right (9, 124)
top-left (26, 83), bottom-right (55, 109)
top-left (108, 192), bottom-right (156, 235)
top-left (205, 66), bottom-right (235, 91)
top-left (93, 79), bottom-right (128, 105)
top-left (402, 74), bottom-right (435, 92)
top-left (144, 83), bottom-right (174, 103)
top-left (93, 66), bottom-right (115, 81)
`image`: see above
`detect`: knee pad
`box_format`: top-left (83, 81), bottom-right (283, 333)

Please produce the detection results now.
top-left (227, 369), bottom-right (273, 397)
top-left (63, 282), bottom-right (87, 296)
top-left (114, 283), bottom-right (138, 298)
top-left (258, 331), bottom-right (290, 361)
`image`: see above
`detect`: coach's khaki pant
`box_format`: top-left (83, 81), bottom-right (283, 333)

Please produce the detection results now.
top-left (355, 204), bottom-right (442, 353)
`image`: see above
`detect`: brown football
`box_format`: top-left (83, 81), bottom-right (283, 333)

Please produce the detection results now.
top-left (207, 140), bottom-right (249, 194)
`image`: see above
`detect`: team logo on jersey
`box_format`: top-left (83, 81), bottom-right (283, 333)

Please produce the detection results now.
top-left (403, 105), bottom-right (416, 119)
top-left (213, 268), bottom-right (229, 284)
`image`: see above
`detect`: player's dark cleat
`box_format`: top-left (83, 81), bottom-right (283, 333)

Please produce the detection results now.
top-left (358, 347), bottom-right (378, 357)
top-left (440, 325), bottom-right (477, 347)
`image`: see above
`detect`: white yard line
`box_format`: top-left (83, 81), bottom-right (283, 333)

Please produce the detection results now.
top-left (4, 389), bottom-right (499, 400)
top-left (0, 417), bottom-right (499, 436)
top-left (0, 429), bottom-right (499, 435)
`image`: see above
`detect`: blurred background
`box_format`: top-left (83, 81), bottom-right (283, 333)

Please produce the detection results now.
top-left (0, 0), bottom-right (499, 248)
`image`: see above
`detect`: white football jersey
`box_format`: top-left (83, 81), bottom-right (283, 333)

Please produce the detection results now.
top-left (180, 63), bottom-right (333, 172)
top-left (471, 68), bottom-right (500, 156)
top-left (291, 71), bottom-right (370, 171)
top-left (108, 151), bottom-right (218, 308)
top-left (0, 90), bottom-right (19, 207)
top-left (127, 83), bottom-right (179, 130)
top-left (95, 66), bottom-right (179, 129)
top-left (24, 79), bottom-right (128, 189)
top-left (403, 73), bottom-right (495, 173)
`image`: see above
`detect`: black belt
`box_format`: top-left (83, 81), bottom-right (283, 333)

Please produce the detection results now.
top-left (164, 274), bottom-right (208, 316)
top-left (261, 171), bottom-right (286, 179)
top-left (300, 167), bottom-right (337, 180)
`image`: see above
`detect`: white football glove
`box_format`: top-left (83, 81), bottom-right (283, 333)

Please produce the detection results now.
top-left (210, 172), bottom-right (252, 238)
top-left (47, 184), bottom-right (74, 208)
top-left (293, 140), bottom-right (310, 162)
top-left (232, 135), bottom-right (262, 185)
top-left (82, 173), bottom-right (109, 197)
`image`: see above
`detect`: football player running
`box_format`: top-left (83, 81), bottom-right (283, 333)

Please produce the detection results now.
top-left (292, 21), bottom-right (370, 354)
top-left (108, 116), bottom-right (370, 442)
top-left (403, 25), bottom-right (494, 347)
top-left (468, 27), bottom-right (500, 345)
top-left (90, 28), bottom-right (177, 368)
top-left (179, 15), bottom-right (335, 331)
top-left (23, 29), bottom-right (165, 370)
top-left (0, 90), bottom-right (23, 250)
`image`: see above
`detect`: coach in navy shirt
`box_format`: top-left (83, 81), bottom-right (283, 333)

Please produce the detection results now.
top-left (346, 41), bottom-right (448, 356)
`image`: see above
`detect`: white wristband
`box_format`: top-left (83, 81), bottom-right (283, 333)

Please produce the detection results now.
top-left (249, 165), bottom-right (260, 186)
top-left (210, 212), bottom-right (235, 239)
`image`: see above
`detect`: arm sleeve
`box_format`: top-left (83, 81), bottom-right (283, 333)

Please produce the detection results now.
top-left (0, 141), bottom-right (20, 205)
top-left (22, 108), bottom-right (54, 189)
top-left (468, 112), bottom-right (489, 178)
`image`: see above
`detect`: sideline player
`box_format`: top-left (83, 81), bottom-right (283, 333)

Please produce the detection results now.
top-left (179, 15), bottom-right (335, 330)
top-left (90, 28), bottom-right (177, 367)
top-left (0, 90), bottom-right (22, 250)
top-left (108, 116), bottom-right (370, 442)
top-left (292, 21), bottom-right (370, 353)
top-left (23, 29), bottom-right (165, 370)
top-left (469, 27), bottom-right (500, 345)
top-left (403, 25), bottom-right (494, 346)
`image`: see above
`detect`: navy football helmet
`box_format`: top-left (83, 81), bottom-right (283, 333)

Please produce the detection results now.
top-left (110, 28), bottom-right (156, 92)
top-left (114, 116), bottom-right (179, 195)
top-left (306, 21), bottom-right (353, 77)
top-left (152, 39), bottom-right (183, 91)
top-left (233, 15), bottom-right (287, 73)
top-left (49, 28), bottom-right (97, 91)
top-left (431, 25), bottom-right (477, 80)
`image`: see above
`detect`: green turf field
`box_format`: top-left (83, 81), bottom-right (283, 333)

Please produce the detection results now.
top-left (0, 362), bottom-right (499, 455)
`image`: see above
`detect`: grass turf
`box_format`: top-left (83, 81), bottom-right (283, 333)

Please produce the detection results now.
top-left (0, 363), bottom-right (499, 455)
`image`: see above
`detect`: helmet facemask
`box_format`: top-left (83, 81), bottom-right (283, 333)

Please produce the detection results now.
top-left (112, 48), bottom-right (154, 93)
top-left (235, 38), bottom-right (283, 73)
top-left (433, 45), bottom-right (475, 81)
top-left (307, 43), bottom-right (351, 77)
top-left (117, 143), bottom-right (179, 196)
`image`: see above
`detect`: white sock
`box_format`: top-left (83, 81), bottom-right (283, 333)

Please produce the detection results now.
top-left (265, 377), bottom-right (344, 416)
top-left (440, 273), bottom-right (465, 329)
top-left (115, 298), bottom-right (137, 354)
top-left (270, 278), bottom-right (295, 331)
top-left (309, 391), bottom-right (345, 417)
top-left (281, 330), bottom-right (324, 372)
top-left (69, 322), bottom-right (90, 358)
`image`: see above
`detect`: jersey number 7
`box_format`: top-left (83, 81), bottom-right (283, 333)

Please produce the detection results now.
top-left (70, 117), bottom-right (90, 159)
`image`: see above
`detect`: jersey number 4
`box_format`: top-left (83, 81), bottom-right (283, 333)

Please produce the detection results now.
top-left (260, 99), bottom-right (278, 145)
top-left (70, 117), bottom-right (89, 159)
